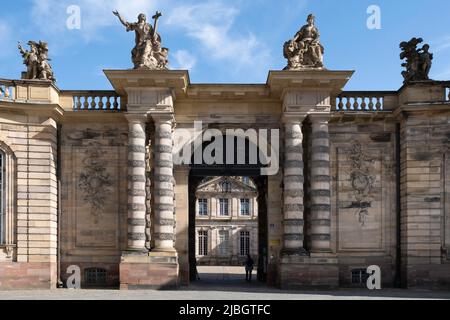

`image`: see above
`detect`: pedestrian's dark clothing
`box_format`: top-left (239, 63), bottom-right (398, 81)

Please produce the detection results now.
top-left (245, 256), bottom-right (255, 282)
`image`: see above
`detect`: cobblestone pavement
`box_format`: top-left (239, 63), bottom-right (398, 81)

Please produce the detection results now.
top-left (1, 266), bottom-right (449, 300)
top-left (1, 286), bottom-right (449, 300)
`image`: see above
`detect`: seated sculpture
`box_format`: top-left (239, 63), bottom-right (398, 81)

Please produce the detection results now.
top-left (284, 14), bottom-right (324, 70)
top-left (400, 37), bottom-right (433, 83)
top-left (113, 10), bottom-right (169, 70)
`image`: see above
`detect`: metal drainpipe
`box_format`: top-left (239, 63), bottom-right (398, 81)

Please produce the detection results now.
top-left (394, 123), bottom-right (402, 288)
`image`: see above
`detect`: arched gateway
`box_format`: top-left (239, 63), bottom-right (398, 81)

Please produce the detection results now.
top-left (1, 13), bottom-right (450, 290)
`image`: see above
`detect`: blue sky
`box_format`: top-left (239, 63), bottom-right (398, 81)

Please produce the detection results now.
top-left (1, 0), bottom-right (450, 90)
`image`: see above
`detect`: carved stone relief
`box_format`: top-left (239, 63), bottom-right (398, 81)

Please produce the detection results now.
top-left (348, 142), bottom-right (376, 226)
top-left (78, 146), bottom-right (113, 224)
top-left (336, 140), bottom-right (385, 252)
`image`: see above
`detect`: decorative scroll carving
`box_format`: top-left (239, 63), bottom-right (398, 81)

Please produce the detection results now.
top-left (348, 142), bottom-right (376, 226)
top-left (78, 147), bottom-right (113, 223)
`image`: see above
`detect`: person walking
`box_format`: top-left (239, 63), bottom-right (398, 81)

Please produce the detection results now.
top-left (245, 254), bottom-right (255, 282)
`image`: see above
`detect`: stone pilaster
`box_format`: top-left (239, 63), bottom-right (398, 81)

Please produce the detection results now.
top-left (282, 116), bottom-right (307, 255)
top-left (125, 113), bottom-right (148, 251)
top-left (153, 114), bottom-right (176, 252)
top-left (308, 115), bottom-right (332, 253)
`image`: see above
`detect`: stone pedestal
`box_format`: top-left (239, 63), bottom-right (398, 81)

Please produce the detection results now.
top-left (119, 251), bottom-right (179, 289)
top-left (278, 253), bottom-right (339, 289)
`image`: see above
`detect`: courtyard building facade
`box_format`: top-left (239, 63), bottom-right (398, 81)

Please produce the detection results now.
top-left (195, 176), bottom-right (258, 266)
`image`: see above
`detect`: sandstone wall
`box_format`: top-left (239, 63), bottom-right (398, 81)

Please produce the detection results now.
top-left (330, 118), bottom-right (398, 287)
top-left (0, 110), bottom-right (58, 289)
top-left (59, 117), bottom-right (128, 288)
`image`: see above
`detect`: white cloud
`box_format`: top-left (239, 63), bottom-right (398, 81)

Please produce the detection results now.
top-left (172, 50), bottom-right (197, 70)
top-left (431, 35), bottom-right (450, 53)
top-left (0, 20), bottom-right (16, 58)
top-left (31, 0), bottom-right (164, 42)
top-left (165, 2), bottom-right (271, 73)
top-left (433, 65), bottom-right (450, 80)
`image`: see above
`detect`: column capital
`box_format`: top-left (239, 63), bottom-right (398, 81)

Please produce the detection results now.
top-left (151, 113), bottom-right (175, 123)
top-left (281, 113), bottom-right (307, 124)
top-left (125, 113), bottom-right (148, 123)
top-left (308, 113), bottom-right (331, 123)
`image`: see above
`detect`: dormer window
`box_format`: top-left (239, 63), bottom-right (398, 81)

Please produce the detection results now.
top-left (220, 181), bottom-right (231, 192)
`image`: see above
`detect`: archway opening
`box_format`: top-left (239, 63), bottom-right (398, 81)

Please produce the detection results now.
top-left (187, 135), bottom-right (269, 285)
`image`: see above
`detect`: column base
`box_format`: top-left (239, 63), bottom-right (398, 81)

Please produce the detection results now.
top-left (119, 251), bottom-right (179, 290)
top-left (278, 253), bottom-right (339, 289)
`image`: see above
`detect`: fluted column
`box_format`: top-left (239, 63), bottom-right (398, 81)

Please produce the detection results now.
top-left (282, 116), bottom-right (307, 255)
top-left (126, 113), bottom-right (148, 251)
top-left (153, 114), bottom-right (176, 252)
top-left (309, 115), bottom-right (332, 252)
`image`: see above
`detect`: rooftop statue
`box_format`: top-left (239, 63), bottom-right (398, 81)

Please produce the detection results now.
top-left (283, 14), bottom-right (325, 70)
top-left (400, 37), bottom-right (433, 83)
top-left (113, 10), bottom-right (169, 70)
top-left (18, 41), bottom-right (55, 82)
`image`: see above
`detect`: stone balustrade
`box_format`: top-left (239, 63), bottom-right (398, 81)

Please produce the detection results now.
top-left (333, 91), bottom-right (398, 112)
top-left (0, 80), bottom-right (15, 101)
top-left (64, 91), bottom-right (122, 111)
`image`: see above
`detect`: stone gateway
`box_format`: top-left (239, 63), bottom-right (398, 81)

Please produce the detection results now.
top-left (0, 13), bottom-right (450, 290)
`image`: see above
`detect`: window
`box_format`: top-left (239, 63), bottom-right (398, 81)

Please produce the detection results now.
top-left (242, 176), bottom-right (250, 185)
top-left (240, 199), bottom-right (250, 216)
top-left (0, 144), bottom-right (14, 250)
top-left (0, 151), bottom-right (4, 245)
top-left (218, 230), bottom-right (229, 256)
top-left (198, 199), bottom-right (208, 216)
top-left (220, 181), bottom-right (231, 192)
top-left (219, 198), bottom-right (229, 216)
top-left (240, 231), bottom-right (250, 256)
top-left (85, 268), bottom-right (107, 286)
top-left (198, 231), bottom-right (208, 256)
top-left (351, 269), bottom-right (369, 285)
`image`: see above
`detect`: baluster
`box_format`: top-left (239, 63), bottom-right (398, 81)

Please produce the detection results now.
top-left (90, 96), bottom-right (96, 109)
top-left (345, 97), bottom-right (351, 111)
top-left (98, 96), bottom-right (104, 110)
top-left (113, 96), bottom-right (119, 110)
top-left (447, 87), bottom-right (450, 101)
top-left (82, 96), bottom-right (88, 110)
top-left (375, 97), bottom-right (382, 111)
top-left (337, 97), bottom-right (344, 111)
top-left (368, 97), bottom-right (374, 111)
top-left (106, 96), bottom-right (112, 109)
top-left (361, 98), bottom-right (367, 111)
top-left (353, 97), bottom-right (359, 110)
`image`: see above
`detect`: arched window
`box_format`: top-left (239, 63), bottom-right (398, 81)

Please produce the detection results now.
top-left (0, 142), bottom-right (16, 254)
